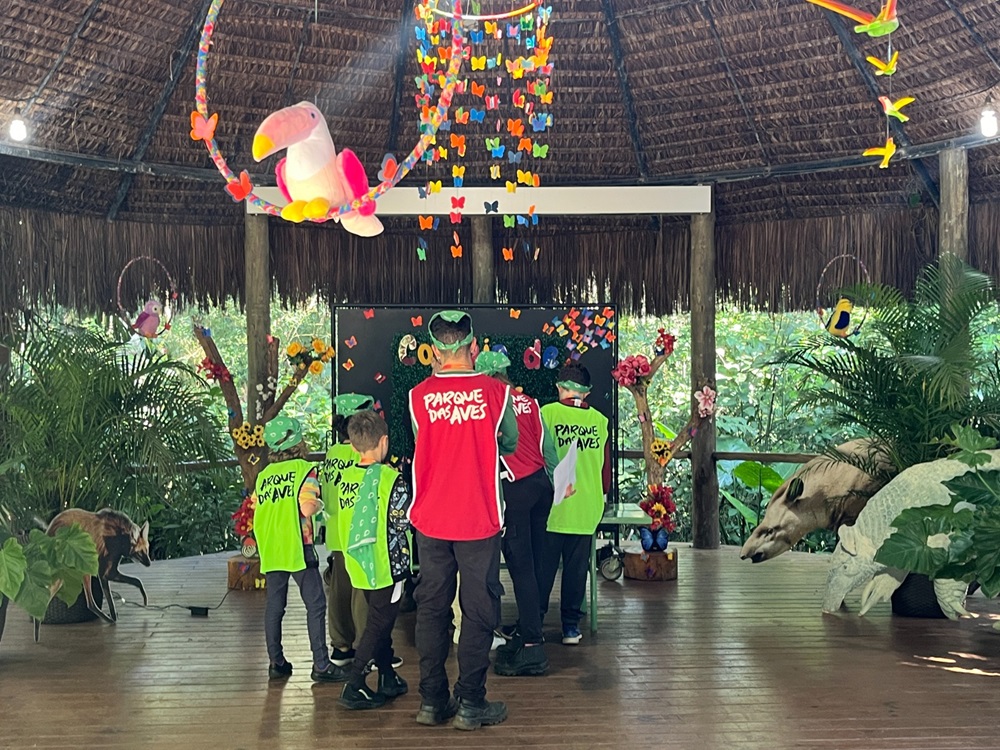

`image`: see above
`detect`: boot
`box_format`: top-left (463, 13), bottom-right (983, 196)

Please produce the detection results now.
top-left (452, 698), bottom-right (508, 731)
top-left (377, 669), bottom-right (408, 698)
top-left (494, 643), bottom-right (549, 677)
top-left (416, 697), bottom-right (458, 726)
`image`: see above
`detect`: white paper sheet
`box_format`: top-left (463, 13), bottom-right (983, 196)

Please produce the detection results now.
top-left (552, 440), bottom-right (578, 506)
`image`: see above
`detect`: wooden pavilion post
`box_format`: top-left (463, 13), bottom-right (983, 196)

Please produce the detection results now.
top-left (689, 195), bottom-right (720, 550)
top-left (939, 147), bottom-right (969, 261)
top-left (471, 215), bottom-right (495, 303)
top-left (244, 213), bottom-right (271, 415)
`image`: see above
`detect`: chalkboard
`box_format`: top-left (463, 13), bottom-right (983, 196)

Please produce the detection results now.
top-left (332, 304), bottom-right (619, 492)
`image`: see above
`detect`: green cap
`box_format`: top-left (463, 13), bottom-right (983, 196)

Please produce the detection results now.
top-left (428, 310), bottom-right (474, 351)
top-left (475, 350), bottom-right (511, 375)
top-left (333, 393), bottom-right (375, 417)
top-left (557, 379), bottom-right (592, 394)
top-left (264, 416), bottom-right (302, 451)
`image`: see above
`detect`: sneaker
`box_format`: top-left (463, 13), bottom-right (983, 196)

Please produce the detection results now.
top-left (494, 643), bottom-right (549, 677)
top-left (331, 648), bottom-right (355, 667)
top-left (377, 670), bottom-right (409, 698)
top-left (561, 626), bottom-right (582, 645)
top-left (416, 697), bottom-right (459, 726)
top-left (339, 682), bottom-right (387, 710)
top-left (267, 660), bottom-right (292, 680)
top-left (452, 698), bottom-right (508, 731)
top-left (311, 663), bottom-right (350, 683)
top-left (368, 654), bottom-right (404, 671)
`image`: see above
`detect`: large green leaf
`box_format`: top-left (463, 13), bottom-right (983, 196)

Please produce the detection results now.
top-left (943, 470), bottom-right (1000, 508)
top-left (51, 524), bottom-right (99, 576)
top-left (53, 568), bottom-right (85, 606)
top-left (875, 509), bottom-right (954, 575)
top-left (732, 461), bottom-right (785, 494)
top-left (15, 576), bottom-right (53, 620)
top-left (973, 509), bottom-right (1000, 597)
top-left (720, 488), bottom-right (759, 526)
top-left (0, 537), bottom-right (27, 600)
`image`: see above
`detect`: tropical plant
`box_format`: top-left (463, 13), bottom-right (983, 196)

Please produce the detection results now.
top-left (875, 425), bottom-right (1000, 598)
top-left (773, 254), bottom-right (1000, 475)
top-left (0, 523), bottom-right (99, 644)
top-left (0, 321), bottom-right (229, 533)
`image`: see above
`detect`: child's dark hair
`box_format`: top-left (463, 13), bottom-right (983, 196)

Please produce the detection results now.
top-left (332, 413), bottom-right (350, 443)
top-left (429, 314), bottom-right (472, 348)
top-left (347, 411), bottom-right (388, 453)
top-left (557, 363), bottom-right (591, 388)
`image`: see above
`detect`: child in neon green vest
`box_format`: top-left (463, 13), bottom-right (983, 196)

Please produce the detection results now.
top-left (538, 364), bottom-right (610, 646)
top-left (336, 411), bottom-right (412, 710)
top-left (254, 416), bottom-right (346, 683)
top-left (320, 393), bottom-right (374, 668)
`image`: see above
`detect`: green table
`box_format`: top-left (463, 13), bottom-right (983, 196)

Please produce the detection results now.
top-left (588, 503), bottom-right (650, 633)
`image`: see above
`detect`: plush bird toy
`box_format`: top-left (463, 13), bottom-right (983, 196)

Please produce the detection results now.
top-left (824, 298), bottom-right (855, 337)
top-left (252, 101), bottom-right (383, 237)
top-left (132, 299), bottom-right (162, 338)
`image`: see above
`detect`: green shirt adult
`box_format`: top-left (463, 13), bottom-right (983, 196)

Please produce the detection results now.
top-left (319, 442), bottom-right (361, 552)
top-left (540, 401), bottom-right (609, 535)
top-left (254, 458), bottom-right (315, 574)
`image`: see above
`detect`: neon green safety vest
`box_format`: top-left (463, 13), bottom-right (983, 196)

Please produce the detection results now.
top-left (254, 458), bottom-right (315, 573)
top-left (319, 442), bottom-right (361, 552)
top-left (540, 402), bottom-right (609, 535)
top-left (337, 462), bottom-right (398, 590)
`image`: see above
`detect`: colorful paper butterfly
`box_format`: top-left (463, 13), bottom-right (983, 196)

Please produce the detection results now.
top-left (450, 134), bottom-right (466, 156)
top-left (428, 180), bottom-right (442, 193)
top-left (506, 181), bottom-right (517, 193)
top-left (469, 108), bottom-right (486, 123)
top-left (485, 20), bottom-right (499, 38)
top-left (508, 151), bottom-right (523, 164)
top-left (484, 200), bottom-right (499, 214)
top-left (509, 308), bottom-right (522, 319)
top-left (507, 118), bottom-right (525, 137)
top-left (471, 56), bottom-right (486, 71)
top-left (530, 113), bottom-right (552, 132)
top-left (487, 54), bottom-right (502, 69)
top-left (450, 211), bottom-right (463, 224)
top-left (532, 142), bottom-right (549, 159)
top-left (451, 196), bottom-right (466, 209)
top-left (378, 153), bottom-right (398, 183)
top-left (520, 15), bottom-right (533, 31)
top-left (503, 215), bottom-right (516, 228)
top-left (518, 137), bottom-right (533, 152)
top-left (507, 23), bottom-right (519, 38)
top-left (490, 164), bottom-right (501, 179)
top-left (469, 28), bottom-right (484, 44)
top-left (189, 111), bottom-right (219, 142)
top-left (502, 246), bottom-right (514, 261)
top-left (451, 244), bottom-right (463, 258)
top-left (225, 170), bottom-right (253, 202)
top-left (539, 91), bottom-right (553, 104)
top-left (471, 81), bottom-right (485, 97)
top-left (419, 215), bottom-right (439, 231)
top-left (512, 89), bottom-right (526, 108)
top-left (454, 107), bottom-right (470, 124)
top-left (452, 165), bottom-right (466, 179)
top-left (485, 95), bottom-right (500, 110)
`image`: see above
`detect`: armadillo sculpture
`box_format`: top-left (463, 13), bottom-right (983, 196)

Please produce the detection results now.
top-left (822, 450), bottom-right (1000, 618)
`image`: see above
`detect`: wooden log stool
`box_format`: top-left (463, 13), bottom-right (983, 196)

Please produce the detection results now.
top-left (623, 545), bottom-right (678, 581)
top-left (227, 554), bottom-right (266, 591)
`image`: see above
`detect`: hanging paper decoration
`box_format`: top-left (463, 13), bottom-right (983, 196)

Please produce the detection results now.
top-left (116, 257), bottom-right (179, 339)
top-left (814, 254), bottom-right (872, 337)
top-left (412, 0), bottom-right (555, 261)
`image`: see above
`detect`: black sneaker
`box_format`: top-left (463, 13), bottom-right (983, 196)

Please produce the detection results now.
top-left (330, 648), bottom-right (355, 668)
top-left (377, 670), bottom-right (409, 698)
top-left (310, 663), bottom-right (349, 683)
top-left (368, 654), bottom-right (404, 671)
top-left (339, 682), bottom-right (387, 710)
top-left (452, 698), bottom-right (508, 731)
top-left (267, 660), bottom-right (292, 680)
top-left (494, 643), bottom-right (549, 677)
top-left (416, 697), bottom-right (458, 726)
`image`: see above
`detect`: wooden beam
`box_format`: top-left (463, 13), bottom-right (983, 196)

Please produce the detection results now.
top-left (939, 146), bottom-right (969, 261)
top-left (600, 0), bottom-right (649, 180)
top-left (106, 0), bottom-right (215, 220)
top-left (470, 215), bottom-right (494, 303)
top-left (941, 0), bottom-right (1000, 78)
top-left (822, 11), bottom-right (941, 208)
top-left (244, 213), bottom-right (271, 420)
top-left (385, 0), bottom-right (415, 154)
top-left (690, 197), bottom-right (719, 550)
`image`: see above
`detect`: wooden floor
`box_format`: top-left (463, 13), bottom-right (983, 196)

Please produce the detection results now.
top-left (3, 546), bottom-right (1000, 750)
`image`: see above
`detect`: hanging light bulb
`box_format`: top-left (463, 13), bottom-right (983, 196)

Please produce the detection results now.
top-left (9, 107), bottom-right (26, 142)
top-left (982, 97), bottom-right (998, 138)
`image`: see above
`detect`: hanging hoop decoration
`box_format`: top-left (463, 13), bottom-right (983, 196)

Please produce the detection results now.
top-left (427, 0), bottom-right (541, 21)
top-left (191, 0), bottom-right (475, 223)
top-left (815, 254), bottom-right (871, 338)
top-left (116, 257), bottom-right (178, 339)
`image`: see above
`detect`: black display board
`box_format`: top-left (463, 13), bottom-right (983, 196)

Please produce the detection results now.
top-left (333, 304), bottom-right (619, 492)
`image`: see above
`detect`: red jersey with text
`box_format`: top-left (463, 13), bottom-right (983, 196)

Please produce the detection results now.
top-left (501, 391), bottom-right (546, 482)
top-left (409, 371), bottom-right (511, 540)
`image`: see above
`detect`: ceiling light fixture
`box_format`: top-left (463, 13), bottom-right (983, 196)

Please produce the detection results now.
top-left (9, 106), bottom-right (26, 142)
top-left (981, 97), bottom-right (998, 138)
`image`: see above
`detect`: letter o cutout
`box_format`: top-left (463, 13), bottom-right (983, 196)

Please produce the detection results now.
top-left (417, 343), bottom-right (434, 366)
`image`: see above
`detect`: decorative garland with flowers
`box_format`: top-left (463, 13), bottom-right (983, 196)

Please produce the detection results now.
top-left (613, 328), bottom-right (717, 550)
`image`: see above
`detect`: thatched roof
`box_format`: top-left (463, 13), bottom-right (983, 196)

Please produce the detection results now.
top-left (2, 0), bottom-right (1000, 315)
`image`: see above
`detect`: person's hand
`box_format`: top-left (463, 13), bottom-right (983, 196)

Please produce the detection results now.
top-left (563, 483), bottom-right (575, 499)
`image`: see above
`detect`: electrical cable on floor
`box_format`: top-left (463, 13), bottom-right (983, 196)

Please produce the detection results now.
top-left (117, 588), bottom-right (233, 617)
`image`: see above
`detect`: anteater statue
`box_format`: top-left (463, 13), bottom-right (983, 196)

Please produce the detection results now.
top-left (36, 508), bottom-right (151, 639)
top-left (740, 439), bottom-right (890, 563)
top-left (821, 451), bottom-right (1000, 618)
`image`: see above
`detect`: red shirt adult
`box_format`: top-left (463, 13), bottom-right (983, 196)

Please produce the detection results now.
top-left (501, 390), bottom-right (546, 482)
top-left (409, 371), bottom-right (516, 541)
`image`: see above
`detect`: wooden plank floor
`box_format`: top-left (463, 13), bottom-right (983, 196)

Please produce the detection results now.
top-left (3, 545), bottom-right (1000, 750)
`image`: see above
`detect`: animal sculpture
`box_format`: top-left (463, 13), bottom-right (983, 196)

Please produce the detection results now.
top-left (740, 439), bottom-right (890, 563)
top-left (821, 451), bottom-right (1000, 618)
top-left (132, 299), bottom-right (162, 338)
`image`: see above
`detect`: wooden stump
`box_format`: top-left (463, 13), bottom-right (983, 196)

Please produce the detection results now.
top-left (623, 547), bottom-right (678, 581)
top-left (227, 554), bottom-right (265, 591)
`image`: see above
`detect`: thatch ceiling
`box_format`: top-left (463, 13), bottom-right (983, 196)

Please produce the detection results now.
top-left (2, 0), bottom-right (1000, 227)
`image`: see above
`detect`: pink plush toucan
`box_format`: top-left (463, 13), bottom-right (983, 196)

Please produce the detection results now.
top-left (252, 101), bottom-right (383, 237)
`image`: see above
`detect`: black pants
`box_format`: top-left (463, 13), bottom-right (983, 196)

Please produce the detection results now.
top-left (414, 531), bottom-right (502, 704)
top-left (349, 584), bottom-right (400, 686)
top-left (538, 532), bottom-right (591, 631)
top-left (501, 469), bottom-right (552, 644)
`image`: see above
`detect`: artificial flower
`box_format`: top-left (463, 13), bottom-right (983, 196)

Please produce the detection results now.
top-left (695, 385), bottom-right (717, 418)
top-left (312, 338), bottom-right (326, 354)
top-left (309, 360), bottom-right (324, 375)
top-left (287, 342), bottom-right (303, 357)
top-left (655, 328), bottom-right (676, 356)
